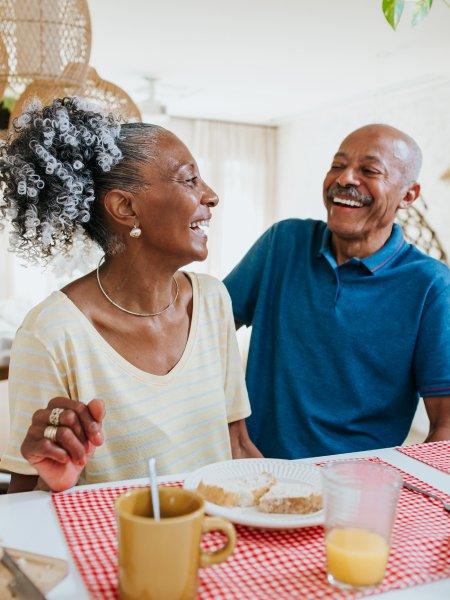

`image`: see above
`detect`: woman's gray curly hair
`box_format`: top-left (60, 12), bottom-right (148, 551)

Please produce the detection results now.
top-left (0, 96), bottom-right (165, 263)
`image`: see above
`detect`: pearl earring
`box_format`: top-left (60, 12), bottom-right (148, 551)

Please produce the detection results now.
top-left (130, 222), bottom-right (142, 238)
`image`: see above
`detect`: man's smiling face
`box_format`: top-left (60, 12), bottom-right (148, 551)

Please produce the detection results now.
top-left (323, 126), bottom-right (419, 242)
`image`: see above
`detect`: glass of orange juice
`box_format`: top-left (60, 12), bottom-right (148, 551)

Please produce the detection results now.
top-left (322, 461), bottom-right (402, 590)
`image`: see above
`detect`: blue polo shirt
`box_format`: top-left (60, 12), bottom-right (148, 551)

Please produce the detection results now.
top-left (224, 219), bottom-right (450, 458)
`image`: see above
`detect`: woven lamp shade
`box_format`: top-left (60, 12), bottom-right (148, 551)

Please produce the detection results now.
top-left (0, 0), bottom-right (91, 97)
top-left (0, 37), bottom-right (7, 99)
top-left (79, 66), bottom-right (142, 122)
top-left (10, 64), bottom-right (142, 124)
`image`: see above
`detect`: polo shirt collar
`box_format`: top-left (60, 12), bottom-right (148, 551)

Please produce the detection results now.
top-left (317, 223), bottom-right (406, 274)
top-left (317, 228), bottom-right (338, 269)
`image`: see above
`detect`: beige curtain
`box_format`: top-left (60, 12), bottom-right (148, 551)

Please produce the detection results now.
top-left (168, 117), bottom-right (277, 278)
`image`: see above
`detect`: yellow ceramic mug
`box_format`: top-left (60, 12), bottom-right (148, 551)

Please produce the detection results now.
top-left (116, 487), bottom-right (236, 600)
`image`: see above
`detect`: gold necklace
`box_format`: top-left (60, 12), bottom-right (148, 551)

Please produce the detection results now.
top-left (96, 257), bottom-right (179, 317)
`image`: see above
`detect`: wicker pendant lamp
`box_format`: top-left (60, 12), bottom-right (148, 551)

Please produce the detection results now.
top-left (77, 66), bottom-right (142, 122)
top-left (0, 0), bottom-right (91, 97)
top-left (0, 37), bottom-right (7, 100)
top-left (9, 63), bottom-right (142, 124)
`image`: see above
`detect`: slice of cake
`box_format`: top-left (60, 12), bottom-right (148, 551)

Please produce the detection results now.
top-left (197, 471), bottom-right (276, 507)
top-left (257, 482), bottom-right (323, 514)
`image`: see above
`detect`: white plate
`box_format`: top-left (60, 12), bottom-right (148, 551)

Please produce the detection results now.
top-left (183, 458), bottom-right (324, 529)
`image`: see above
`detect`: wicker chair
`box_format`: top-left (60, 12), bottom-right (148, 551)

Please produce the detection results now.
top-left (396, 200), bottom-right (448, 265)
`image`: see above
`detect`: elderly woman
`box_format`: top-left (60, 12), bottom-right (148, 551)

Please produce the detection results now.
top-left (0, 97), bottom-right (261, 493)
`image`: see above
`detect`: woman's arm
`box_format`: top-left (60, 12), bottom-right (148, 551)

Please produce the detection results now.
top-left (228, 419), bottom-right (263, 458)
top-left (4, 327), bottom-right (105, 492)
top-left (8, 473), bottom-right (39, 493)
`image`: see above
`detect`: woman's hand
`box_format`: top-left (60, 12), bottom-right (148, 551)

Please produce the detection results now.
top-left (20, 397), bottom-right (105, 492)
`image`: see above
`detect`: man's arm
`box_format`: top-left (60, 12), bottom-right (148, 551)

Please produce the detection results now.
top-left (412, 279), bottom-right (450, 441)
top-left (423, 396), bottom-right (450, 442)
top-left (224, 225), bottom-right (275, 330)
top-left (228, 419), bottom-right (263, 458)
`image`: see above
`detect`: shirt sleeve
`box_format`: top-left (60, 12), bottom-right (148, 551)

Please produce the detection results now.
top-left (223, 225), bottom-right (274, 326)
top-left (0, 327), bottom-right (69, 475)
top-left (413, 283), bottom-right (450, 397)
top-left (219, 286), bottom-right (251, 423)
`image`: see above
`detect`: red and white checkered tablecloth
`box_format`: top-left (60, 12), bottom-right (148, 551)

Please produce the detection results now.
top-left (396, 441), bottom-right (450, 474)
top-left (52, 460), bottom-right (450, 600)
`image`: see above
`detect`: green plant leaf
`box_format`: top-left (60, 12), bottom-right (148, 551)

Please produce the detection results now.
top-left (382, 0), bottom-right (405, 30)
top-left (2, 96), bottom-right (16, 111)
top-left (411, 0), bottom-right (433, 26)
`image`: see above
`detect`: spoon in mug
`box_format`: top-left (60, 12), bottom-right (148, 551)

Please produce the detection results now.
top-left (148, 458), bottom-right (161, 522)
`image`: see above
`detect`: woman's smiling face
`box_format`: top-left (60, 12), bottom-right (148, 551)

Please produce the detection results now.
top-left (131, 132), bottom-right (219, 266)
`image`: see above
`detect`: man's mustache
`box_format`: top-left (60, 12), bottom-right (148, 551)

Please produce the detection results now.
top-left (327, 184), bottom-right (373, 206)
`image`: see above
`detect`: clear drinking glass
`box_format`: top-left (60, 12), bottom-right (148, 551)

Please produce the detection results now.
top-left (321, 461), bottom-right (403, 590)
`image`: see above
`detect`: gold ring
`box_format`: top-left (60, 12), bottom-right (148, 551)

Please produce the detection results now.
top-left (49, 407), bottom-right (64, 427)
top-left (43, 425), bottom-right (58, 442)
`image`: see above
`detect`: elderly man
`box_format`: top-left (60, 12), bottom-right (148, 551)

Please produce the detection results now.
top-left (224, 124), bottom-right (450, 459)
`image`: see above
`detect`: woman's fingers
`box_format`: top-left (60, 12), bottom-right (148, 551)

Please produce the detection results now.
top-left (31, 408), bottom-right (88, 446)
top-left (31, 424), bottom-right (88, 466)
top-left (87, 399), bottom-right (105, 444)
top-left (47, 397), bottom-right (104, 445)
top-left (54, 426), bottom-right (88, 465)
top-left (21, 437), bottom-right (69, 465)
top-left (87, 398), bottom-right (105, 423)
top-left (21, 397), bottom-right (105, 474)
top-left (19, 398), bottom-right (106, 492)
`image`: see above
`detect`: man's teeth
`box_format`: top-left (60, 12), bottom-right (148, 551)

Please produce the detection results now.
top-left (333, 197), bottom-right (364, 208)
top-left (190, 219), bottom-right (210, 232)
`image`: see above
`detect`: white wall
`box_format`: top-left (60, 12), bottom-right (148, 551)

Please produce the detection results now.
top-left (276, 80), bottom-right (450, 256)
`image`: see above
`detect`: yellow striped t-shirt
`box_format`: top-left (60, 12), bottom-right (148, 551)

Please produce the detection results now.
top-left (1, 273), bottom-right (250, 483)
